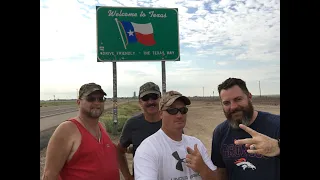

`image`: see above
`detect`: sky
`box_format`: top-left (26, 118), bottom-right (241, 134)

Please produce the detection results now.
top-left (40, 0), bottom-right (280, 100)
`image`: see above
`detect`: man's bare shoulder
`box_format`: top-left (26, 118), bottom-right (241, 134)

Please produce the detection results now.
top-left (51, 120), bottom-right (79, 139)
top-left (44, 120), bottom-right (80, 177)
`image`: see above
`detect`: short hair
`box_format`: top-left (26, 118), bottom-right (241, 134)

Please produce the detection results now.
top-left (218, 78), bottom-right (250, 95)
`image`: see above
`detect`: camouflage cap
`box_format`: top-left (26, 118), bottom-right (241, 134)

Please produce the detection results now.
top-left (159, 90), bottom-right (191, 110)
top-left (139, 82), bottom-right (161, 98)
top-left (78, 83), bottom-right (106, 99)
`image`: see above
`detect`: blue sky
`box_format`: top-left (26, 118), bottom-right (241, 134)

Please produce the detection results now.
top-left (40, 0), bottom-right (280, 100)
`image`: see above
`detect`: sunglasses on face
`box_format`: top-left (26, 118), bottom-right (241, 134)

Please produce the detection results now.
top-left (85, 96), bottom-right (106, 102)
top-left (165, 107), bottom-right (188, 115)
top-left (141, 93), bottom-right (159, 101)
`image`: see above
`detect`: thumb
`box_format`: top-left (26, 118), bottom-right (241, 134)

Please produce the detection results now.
top-left (186, 146), bottom-right (194, 154)
top-left (194, 144), bottom-right (200, 153)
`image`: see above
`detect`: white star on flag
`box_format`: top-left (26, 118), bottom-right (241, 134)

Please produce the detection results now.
top-left (127, 30), bottom-right (134, 36)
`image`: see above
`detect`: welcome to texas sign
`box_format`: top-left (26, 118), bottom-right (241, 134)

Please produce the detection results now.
top-left (96, 6), bottom-right (180, 62)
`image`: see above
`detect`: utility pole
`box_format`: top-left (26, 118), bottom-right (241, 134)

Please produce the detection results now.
top-left (259, 81), bottom-right (261, 97)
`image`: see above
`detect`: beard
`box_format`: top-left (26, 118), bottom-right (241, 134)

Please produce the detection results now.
top-left (83, 107), bottom-right (104, 118)
top-left (224, 101), bottom-right (254, 129)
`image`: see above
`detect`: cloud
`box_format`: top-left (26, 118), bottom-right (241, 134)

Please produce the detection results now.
top-left (40, 0), bottom-right (280, 100)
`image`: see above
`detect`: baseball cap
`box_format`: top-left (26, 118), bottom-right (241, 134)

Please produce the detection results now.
top-left (78, 83), bottom-right (106, 99)
top-left (159, 90), bottom-right (191, 110)
top-left (139, 82), bottom-right (161, 98)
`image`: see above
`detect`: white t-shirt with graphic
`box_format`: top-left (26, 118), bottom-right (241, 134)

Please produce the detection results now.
top-left (134, 129), bottom-right (216, 180)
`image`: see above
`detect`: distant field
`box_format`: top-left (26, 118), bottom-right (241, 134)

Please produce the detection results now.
top-left (189, 96), bottom-right (280, 105)
top-left (40, 98), bottom-right (138, 107)
top-left (100, 101), bottom-right (141, 134)
top-left (40, 100), bottom-right (76, 107)
top-left (40, 96), bottom-right (280, 107)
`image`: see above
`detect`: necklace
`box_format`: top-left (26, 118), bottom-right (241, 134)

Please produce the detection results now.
top-left (78, 116), bottom-right (101, 143)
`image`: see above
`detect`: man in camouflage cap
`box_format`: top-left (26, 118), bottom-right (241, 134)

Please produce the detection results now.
top-left (159, 90), bottom-right (191, 111)
top-left (133, 90), bottom-right (217, 179)
top-left (117, 82), bottom-right (162, 179)
top-left (78, 82), bottom-right (107, 99)
top-left (77, 82), bottom-right (107, 119)
top-left (138, 81), bottom-right (161, 98)
top-left (43, 82), bottom-right (120, 180)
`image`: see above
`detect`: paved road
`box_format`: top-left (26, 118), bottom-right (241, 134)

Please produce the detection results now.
top-left (40, 106), bottom-right (78, 118)
top-left (40, 100), bottom-right (130, 132)
top-left (40, 105), bottom-right (76, 111)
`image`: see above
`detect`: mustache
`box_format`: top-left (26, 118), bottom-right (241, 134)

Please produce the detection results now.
top-left (230, 109), bottom-right (242, 114)
top-left (91, 106), bottom-right (102, 109)
top-left (230, 105), bottom-right (248, 112)
top-left (146, 103), bottom-right (157, 107)
top-left (227, 110), bottom-right (244, 116)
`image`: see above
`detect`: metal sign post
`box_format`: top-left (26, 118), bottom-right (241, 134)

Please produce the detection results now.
top-left (112, 62), bottom-right (118, 135)
top-left (161, 61), bottom-right (166, 94)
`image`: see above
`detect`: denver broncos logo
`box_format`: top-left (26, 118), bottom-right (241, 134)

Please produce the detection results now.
top-left (234, 158), bottom-right (256, 170)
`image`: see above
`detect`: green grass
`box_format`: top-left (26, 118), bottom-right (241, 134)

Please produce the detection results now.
top-left (40, 100), bottom-right (76, 107)
top-left (100, 102), bottom-right (141, 135)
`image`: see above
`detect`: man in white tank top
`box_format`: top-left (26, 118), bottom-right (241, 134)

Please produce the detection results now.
top-left (134, 90), bottom-right (217, 180)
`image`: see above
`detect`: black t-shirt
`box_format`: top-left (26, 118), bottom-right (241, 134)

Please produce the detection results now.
top-left (211, 111), bottom-right (280, 180)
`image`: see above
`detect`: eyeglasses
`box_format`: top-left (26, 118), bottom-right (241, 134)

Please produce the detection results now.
top-left (140, 93), bottom-right (159, 101)
top-left (85, 96), bottom-right (106, 102)
top-left (164, 107), bottom-right (188, 115)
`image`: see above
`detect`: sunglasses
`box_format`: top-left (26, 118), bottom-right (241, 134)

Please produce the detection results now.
top-left (165, 107), bottom-right (188, 115)
top-left (85, 96), bottom-right (106, 102)
top-left (141, 93), bottom-right (159, 101)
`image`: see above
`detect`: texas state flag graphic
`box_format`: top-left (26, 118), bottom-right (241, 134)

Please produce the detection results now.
top-left (119, 21), bottom-right (156, 46)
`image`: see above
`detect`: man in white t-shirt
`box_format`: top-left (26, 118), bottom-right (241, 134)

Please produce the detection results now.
top-left (134, 90), bottom-right (217, 180)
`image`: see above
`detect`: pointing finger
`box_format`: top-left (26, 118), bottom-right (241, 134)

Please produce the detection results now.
top-left (234, 138), bottom-right (255, 145)
top-left (239, 124), bottom-right (258, 136)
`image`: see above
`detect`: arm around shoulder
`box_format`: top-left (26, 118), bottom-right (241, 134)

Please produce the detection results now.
top-left (42, 121), bottom-right (76, 180)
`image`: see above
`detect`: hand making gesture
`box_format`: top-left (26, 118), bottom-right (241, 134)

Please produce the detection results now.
top-left (185, 144), bottom-right (217, 179)
top-left (185, 144), bottom-right (206, 173)
top-left (234, 124), bottom-right (280, 157)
